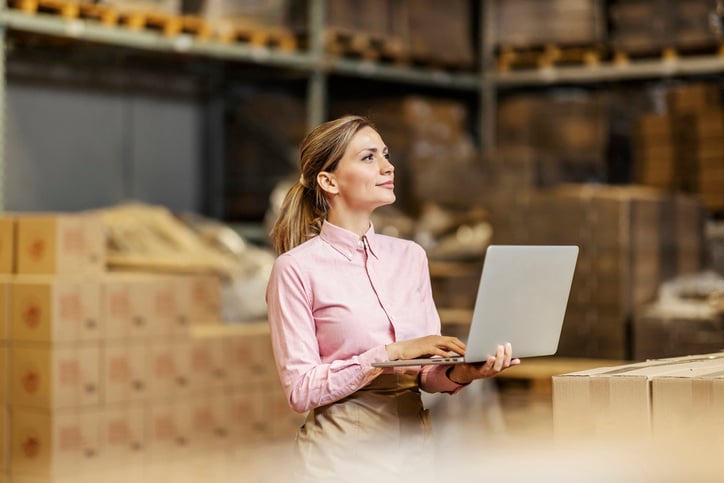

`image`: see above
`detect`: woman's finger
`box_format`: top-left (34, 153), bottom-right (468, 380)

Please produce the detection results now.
top-left (493, 344), bottom-right (505, 372)
top-left (503, 342), bottom-right (513, 368)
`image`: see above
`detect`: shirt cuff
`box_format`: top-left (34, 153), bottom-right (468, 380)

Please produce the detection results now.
top-left (357, 344), bottom-right (389, 373)
top-left (420, 364), bottom-right (468, 394)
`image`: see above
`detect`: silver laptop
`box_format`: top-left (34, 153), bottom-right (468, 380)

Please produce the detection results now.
top-left (372, 245), bottom-right (579, 368)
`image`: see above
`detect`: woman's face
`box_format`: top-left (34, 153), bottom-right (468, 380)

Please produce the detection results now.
top-left (320, 126), bottom-right (395, 214)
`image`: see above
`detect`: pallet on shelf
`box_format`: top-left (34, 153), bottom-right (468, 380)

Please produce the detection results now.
top-left (612, 44), bottom-right (724, 65)
top-left (325, 28), bottom-right (406, 63)
top-left (11, 0), bottom-right (120, 25)
top-left (214, 23), bottom-right (297, 51)
top-left (496, 44), bottom-right (604, 72)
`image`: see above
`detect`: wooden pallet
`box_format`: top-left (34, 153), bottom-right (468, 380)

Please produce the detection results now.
top-left (613, 45), bottom-right (724, 65)
top-left (325, 28), bottom-right (407, 63)
top-left (122, 10), bottom-right (183, 37)
top-left (216, 24), bottom-right (297, 51)
top-left (11, 0), bottom-right (120, 25)
top-left (497, 44), bottom-right (603, 72)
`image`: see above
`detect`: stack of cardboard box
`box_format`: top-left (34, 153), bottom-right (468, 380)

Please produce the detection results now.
top-left (633, 83), bottom-right (724, 213)
top-left (0, 212), bottom-right (299, 481)
top-left (609, 0), bottom-right (718, 56)
top-left (489, 185), bottom-right (704, 360)
top-left (495, 0), bottom-right (606, 49)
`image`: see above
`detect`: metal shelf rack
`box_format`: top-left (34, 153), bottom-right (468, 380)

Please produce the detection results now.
top-left (3, 0), bottom-right (724, 212)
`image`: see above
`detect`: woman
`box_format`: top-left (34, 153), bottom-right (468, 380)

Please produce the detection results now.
top-left (266, 115), bottom-right (519, 481)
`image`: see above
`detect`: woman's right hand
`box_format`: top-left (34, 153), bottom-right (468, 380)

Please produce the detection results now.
top-left (386, 335), bottom-right (466, 361)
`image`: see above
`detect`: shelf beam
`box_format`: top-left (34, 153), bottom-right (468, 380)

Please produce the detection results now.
top-left (327, 58), bottom-right (479, 90)
top-left (494, 55), bottom-right (724, 87)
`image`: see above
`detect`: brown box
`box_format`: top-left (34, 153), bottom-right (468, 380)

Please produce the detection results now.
top-left (223, 325), bottom-right (277, 390)
top-left (16, 213), bottom-right (105, 276)
top-left (10, 344), bottom-right (101, 409)
top-left (227, 390), bottom-right (272, 443)
top-left (145, 401), bottom-right (192, 461)
top-left (101, 343), bottom-right (147, 405)
top-left (97, 405), bottom-right (146, 467)
top-left (0, 277), bottom-right (10, 341)
top-left (652, 369), bottom-right (724, 442)
top-left (145, 341), bottom-right (191, 400)
top-left (187, 337), bottom-right (227, 392)
top-left (188, 275), bottom-right (222, 323)
top-left (101, 272), bottom-right (168, 340)
top-left (184, 396), bottom-right (229, 449)
top-left (0, 216), bottom-right (14, 274)
top-left (0, 404), bottom-right (6, 472)
top-left (553, 353), bottom-right (724, 440)
top-left (10, 407), bottom-right (100, 477)
top-left (11, 277), bottom-right (102, 343)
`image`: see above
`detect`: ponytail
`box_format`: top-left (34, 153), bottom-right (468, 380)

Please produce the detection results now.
top-left (270, 181), bottom-right (325, 254)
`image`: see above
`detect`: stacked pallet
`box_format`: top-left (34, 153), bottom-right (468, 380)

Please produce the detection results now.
top-left (494, 0), bottom-right (606, 70)
top-left (610, 0), bottom-right (720, 60)
top-left (289, 0), bottom-right (473, 67)
top-left (0, 212), bottom-right (300, 481)
top-left (632, 83), bottom-right (724, 213)
top-left (489, 185), bottom-right (704, 360)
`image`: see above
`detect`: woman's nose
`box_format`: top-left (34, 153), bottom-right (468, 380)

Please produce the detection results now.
top-left (380, 157), bottom-right (394, 174)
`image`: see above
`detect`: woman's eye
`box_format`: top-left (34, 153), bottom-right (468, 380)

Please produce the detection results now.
top-left (362, 154), bottom-right (374, 161)
top-left (384, 153), bottom-right (390, 160)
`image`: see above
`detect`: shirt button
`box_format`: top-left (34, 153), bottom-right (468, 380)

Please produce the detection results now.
top-left (357, 241), bottom-right (363, 248)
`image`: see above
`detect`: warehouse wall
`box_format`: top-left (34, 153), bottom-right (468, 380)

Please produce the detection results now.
top-left (6, 81), bottom-right (203, 213)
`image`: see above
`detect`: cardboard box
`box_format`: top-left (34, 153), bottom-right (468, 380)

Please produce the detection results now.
top-left (0, 216), bottom-right (15, 274)
top-left (0, 277), bottom-right (10, 341)
top-left (10, 407), bottom-right (100, 477)
top-left (652, 369), bottom-right (724, 442)
top-left (16, 213), bottom-right (105, 275)
top-left (145, 341), bottom-right (191, 400)
top-left (553, 353), bottom-right (724, 439)
top-left (227, 390), bottom-right (272, 443)
top-left (188, 275), bottom-right (222, 323)
top-left (184, 396), bottom-right (229, 449)
top-left (101, 344), bottom-right (147, 405)
top-left (145, 401), bottom-right (192, 461)
top-left (0, 403), bottom-right (6, 472)
top-left (11, 277), bottom-right (102, 343)
top-left (101, 274), bottom-right (153, 341)
top-left (97, 405), bottom-right (145, 467)
top-left (187, 338), bottom-right (226, 392)
top-left (224, 326), bottom-right (276, 389)
top-left (10, 344), bottom-right (101, 409)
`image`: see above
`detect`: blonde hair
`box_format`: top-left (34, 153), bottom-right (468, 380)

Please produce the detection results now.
top-left (271, 115), bottom-right (374, 254)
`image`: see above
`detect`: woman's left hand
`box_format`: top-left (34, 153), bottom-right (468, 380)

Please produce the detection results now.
top-left (446, 342), bottom-right (520, 385)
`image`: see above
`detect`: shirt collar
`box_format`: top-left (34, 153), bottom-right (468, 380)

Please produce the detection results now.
top-left (320, 220), bottom-right (379, 261)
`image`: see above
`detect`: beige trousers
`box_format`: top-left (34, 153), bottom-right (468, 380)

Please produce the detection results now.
top-left (293, 374), bottom-right (435, 483)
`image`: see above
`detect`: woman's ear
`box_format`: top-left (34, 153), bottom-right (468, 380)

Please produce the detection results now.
top-left (317, 172), bottom-right (339, 195)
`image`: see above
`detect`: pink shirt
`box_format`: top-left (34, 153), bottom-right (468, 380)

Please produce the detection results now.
top-left (266, 220), bottom-right (464, 413)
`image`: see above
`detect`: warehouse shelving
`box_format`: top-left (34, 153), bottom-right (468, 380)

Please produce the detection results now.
top-left (3, 0), bottom-right (724, 214)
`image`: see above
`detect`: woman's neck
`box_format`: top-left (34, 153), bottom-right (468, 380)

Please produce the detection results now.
top-left (327, 211), bottom-right (371, 238)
